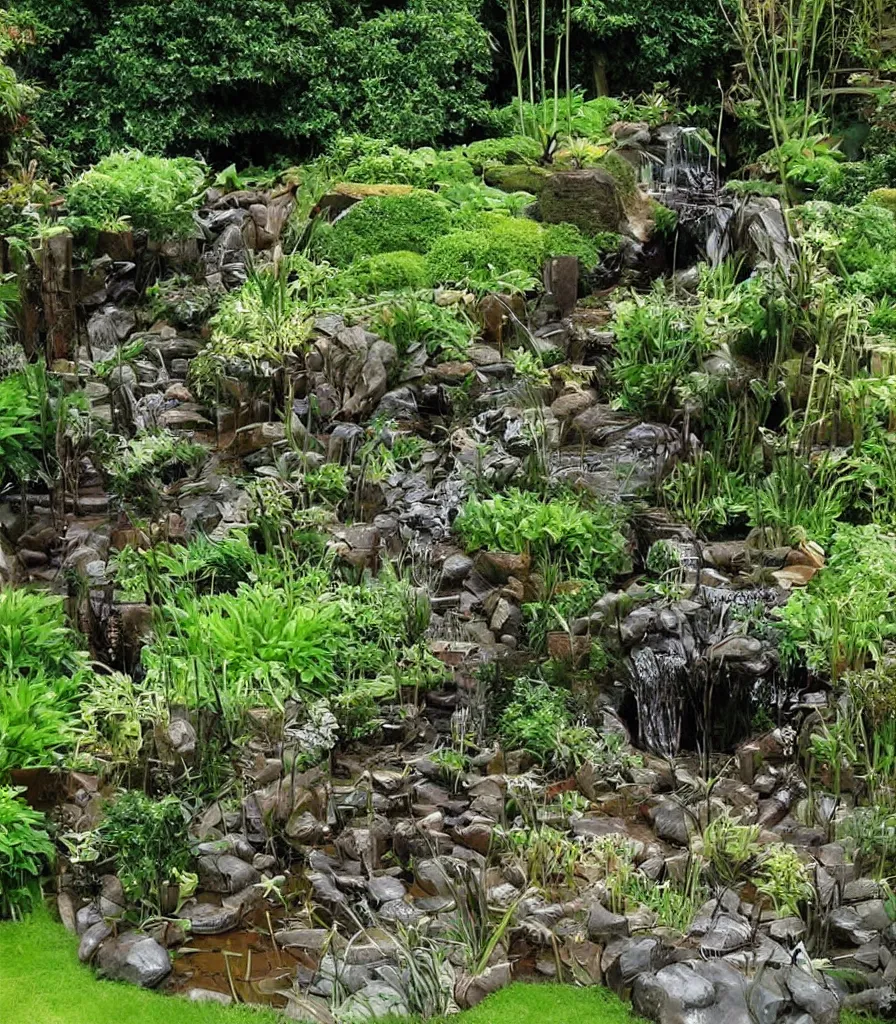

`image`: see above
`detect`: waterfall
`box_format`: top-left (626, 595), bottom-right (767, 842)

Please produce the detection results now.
top-left (630, 643), bottom-right (688, 758)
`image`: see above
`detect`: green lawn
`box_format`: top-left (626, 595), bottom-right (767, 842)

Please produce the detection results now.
top-left (1, 912), bottom-right (884, 1024)
top-left (0, 910), bottom-right (643, 1024)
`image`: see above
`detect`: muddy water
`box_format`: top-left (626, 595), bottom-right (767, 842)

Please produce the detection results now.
top-left (168, 905), bottom-right (305, 1006)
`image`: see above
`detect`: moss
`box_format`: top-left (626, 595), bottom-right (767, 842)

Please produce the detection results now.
top-left (312, 189), bottom-right (451, 267)
top-left (543, 222), bottom-right (600, 267)
top-left (484, 164), bottom-right (550, 195)
top-left (340, 250), bottom-right (432, 293)
top-left (426, 216), bottom-right (547, 283)
top-left (867, 188), bottom-right (896, 216)
top-left (331, 182), bottom-right (415, 199)
top-left (597, 151), bottom-right (639, 198)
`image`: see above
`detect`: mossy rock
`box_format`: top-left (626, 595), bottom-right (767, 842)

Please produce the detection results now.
top-left (596, 150), bottom-right (639, 198)
top-left (483, 164), bottom-right (550, 195)
top-left (539, 169), bottom-right (625, 236)
top-left (867, 188), bottom-right (896, 216)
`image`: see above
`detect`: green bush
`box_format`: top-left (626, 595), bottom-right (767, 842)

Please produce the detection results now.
top-left (142, 561), bottom-right (444, 729)
top-left (371, 297), bottom-right (476, 360)
top-left (65, 150), bottom-right (205, 239)
top-left (498, 678), bottom-right (595, 769)
top-left (778, 524), bottom-right (896, 677)
top-left (340, 143), bottom-right (475, 188)
top-left (455, 135), bottom-right (543, 171)
top-left (0, 787), bottom-right (55, 920)
top-left (11, 0), bottom-right (494, 161)
top-left (0, 369), bottom-right (46, 490)
top-left (341, 251), bottom-right (433, 294)
top-left (455, 488), bottom-right (627, 581)
top-left (312, 190), bottom-right (451, 267)
top-left (0, 589), bottom-right (88, 781)
top-left (100, 791), bottom-right (192, 912)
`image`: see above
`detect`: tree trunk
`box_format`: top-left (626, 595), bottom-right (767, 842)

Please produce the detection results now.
top-left (41, 229), bottom-right (75, 363)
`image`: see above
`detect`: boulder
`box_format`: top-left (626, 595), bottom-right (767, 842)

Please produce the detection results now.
top-left (95, 931), bottom-right (171, 988)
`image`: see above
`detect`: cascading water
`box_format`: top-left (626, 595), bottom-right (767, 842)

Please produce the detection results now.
top-left (639, 124), bottom-right (796, 268)
top-left (630, 643), bottom-right (688, 758)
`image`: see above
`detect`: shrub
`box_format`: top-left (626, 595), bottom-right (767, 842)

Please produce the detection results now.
top-left (456, 135), bottom-right (543, 171)
top-left (0, 787), bottom-right (55, 919)
top-left (371, 297), bottom-right (475, 360)
top-left (12, 0), bottom-right (494, 161)
top-left (341, 143), bottom-right (474, 188)
top-left (341, 251), bottom-right (432, 294)
top-left (778, 524), bottom-right (896, 678)
top-left (0, 588), bottom-right (88, 681)
top-left (498, 678), bottom-right (595, 769)
top-left (100, 791), bottom-right (192, 911)
top-left (65, 150), bottom-right (205, 238)
top-left (0, 589), bottom-right (86, 780)
top-left (455, 488), bottom-right (627, 581)
top-left (312, 190), bottom-right (451, 267)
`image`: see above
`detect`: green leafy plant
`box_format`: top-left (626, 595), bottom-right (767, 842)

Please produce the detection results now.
top-left (778, 524), bottom-right (896, 678)
top-left (64, 150), bottom-right (205, 238)
top-left (455, 488), bottom-right (627, 581)
top-left (100, 790), bottom-right (192, 912)
top-left (753, 843), bottom-right (814, 918)
top-left (0, 786), bottom-right (55, 920)
top-left (498, 677), bottom-right (595, 770)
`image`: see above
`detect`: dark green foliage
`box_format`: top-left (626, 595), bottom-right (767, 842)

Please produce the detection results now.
top-left (100, 791), bottom-right (192, 911)
top-left (10, 0), bottom-right (494, 163)
top-left (498, 677), bottom-right (596, 769)
top-left (0, 787), bottom-right (54, 920)
top-left (313, 191), bottom-right (451, 267)
top-left (572, 0), bottom-right (730, 96)
top-left (815, 155), bottom-right (896, 206)
top-left (65, 151), bottom-right (206, 238)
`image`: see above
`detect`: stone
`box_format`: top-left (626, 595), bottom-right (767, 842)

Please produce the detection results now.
top-left (337, 980), bottom-right (407, 1019)
top-left (230, 421), bottom-right (285, 456)
top-left (828, 906), bottom-right (877, 946)
top-left (197, 854), bottom-right (260, 894)
top-left (441, 553), bottom-right (474, 585)
top-left (649, 800), bottom-right (692, 847)
top-left (95, 931), bottom-right (172, 988)
top-left (98, 874), bottom-right (127, 918)
top-left (474, 550), bottom-right (531, 584)
top-left (551, 389), bottom-right (598, 420)
top-left (181, 902), bottom-right (240, 935)
top-left (783, 966), bottom-right (840, 1024)
top-left (540, 169), bottom-right (625, 236)
top-left (78, 921), bottom-right (112, 962)
top-left (586, 902), bottom-right (630, 941)
top-left (768, 916), bottom-right (806, 943)
top-left (366, 876), bottom-right (407, 904)
top-left (184, 989), bottom-right (233, 1005)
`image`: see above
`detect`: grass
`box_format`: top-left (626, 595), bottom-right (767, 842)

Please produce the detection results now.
top-left (0, 910), bottom-right (648, 1024)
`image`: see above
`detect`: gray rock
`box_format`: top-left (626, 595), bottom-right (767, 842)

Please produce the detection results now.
top-left (587, 902), bottom-right (630, 941)
top-left (366, 877), bottom-right (407, 904)
top-left (184, 988), bottom-right (233, 1005)
top-left (783, 966), bottom-right (840, 1024)
top-left (78, 921), bottom-right (112, 963)
top-left (197, 853), bottom-right (260, 894)
top-left (828, 906), bottom-right (877, 946)
top-left (441, 553), bottom-right (474, 585)
top-left (95, 931), bottom-right (172, 988)
top-left (182, 902), bottom-right (240, 935)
